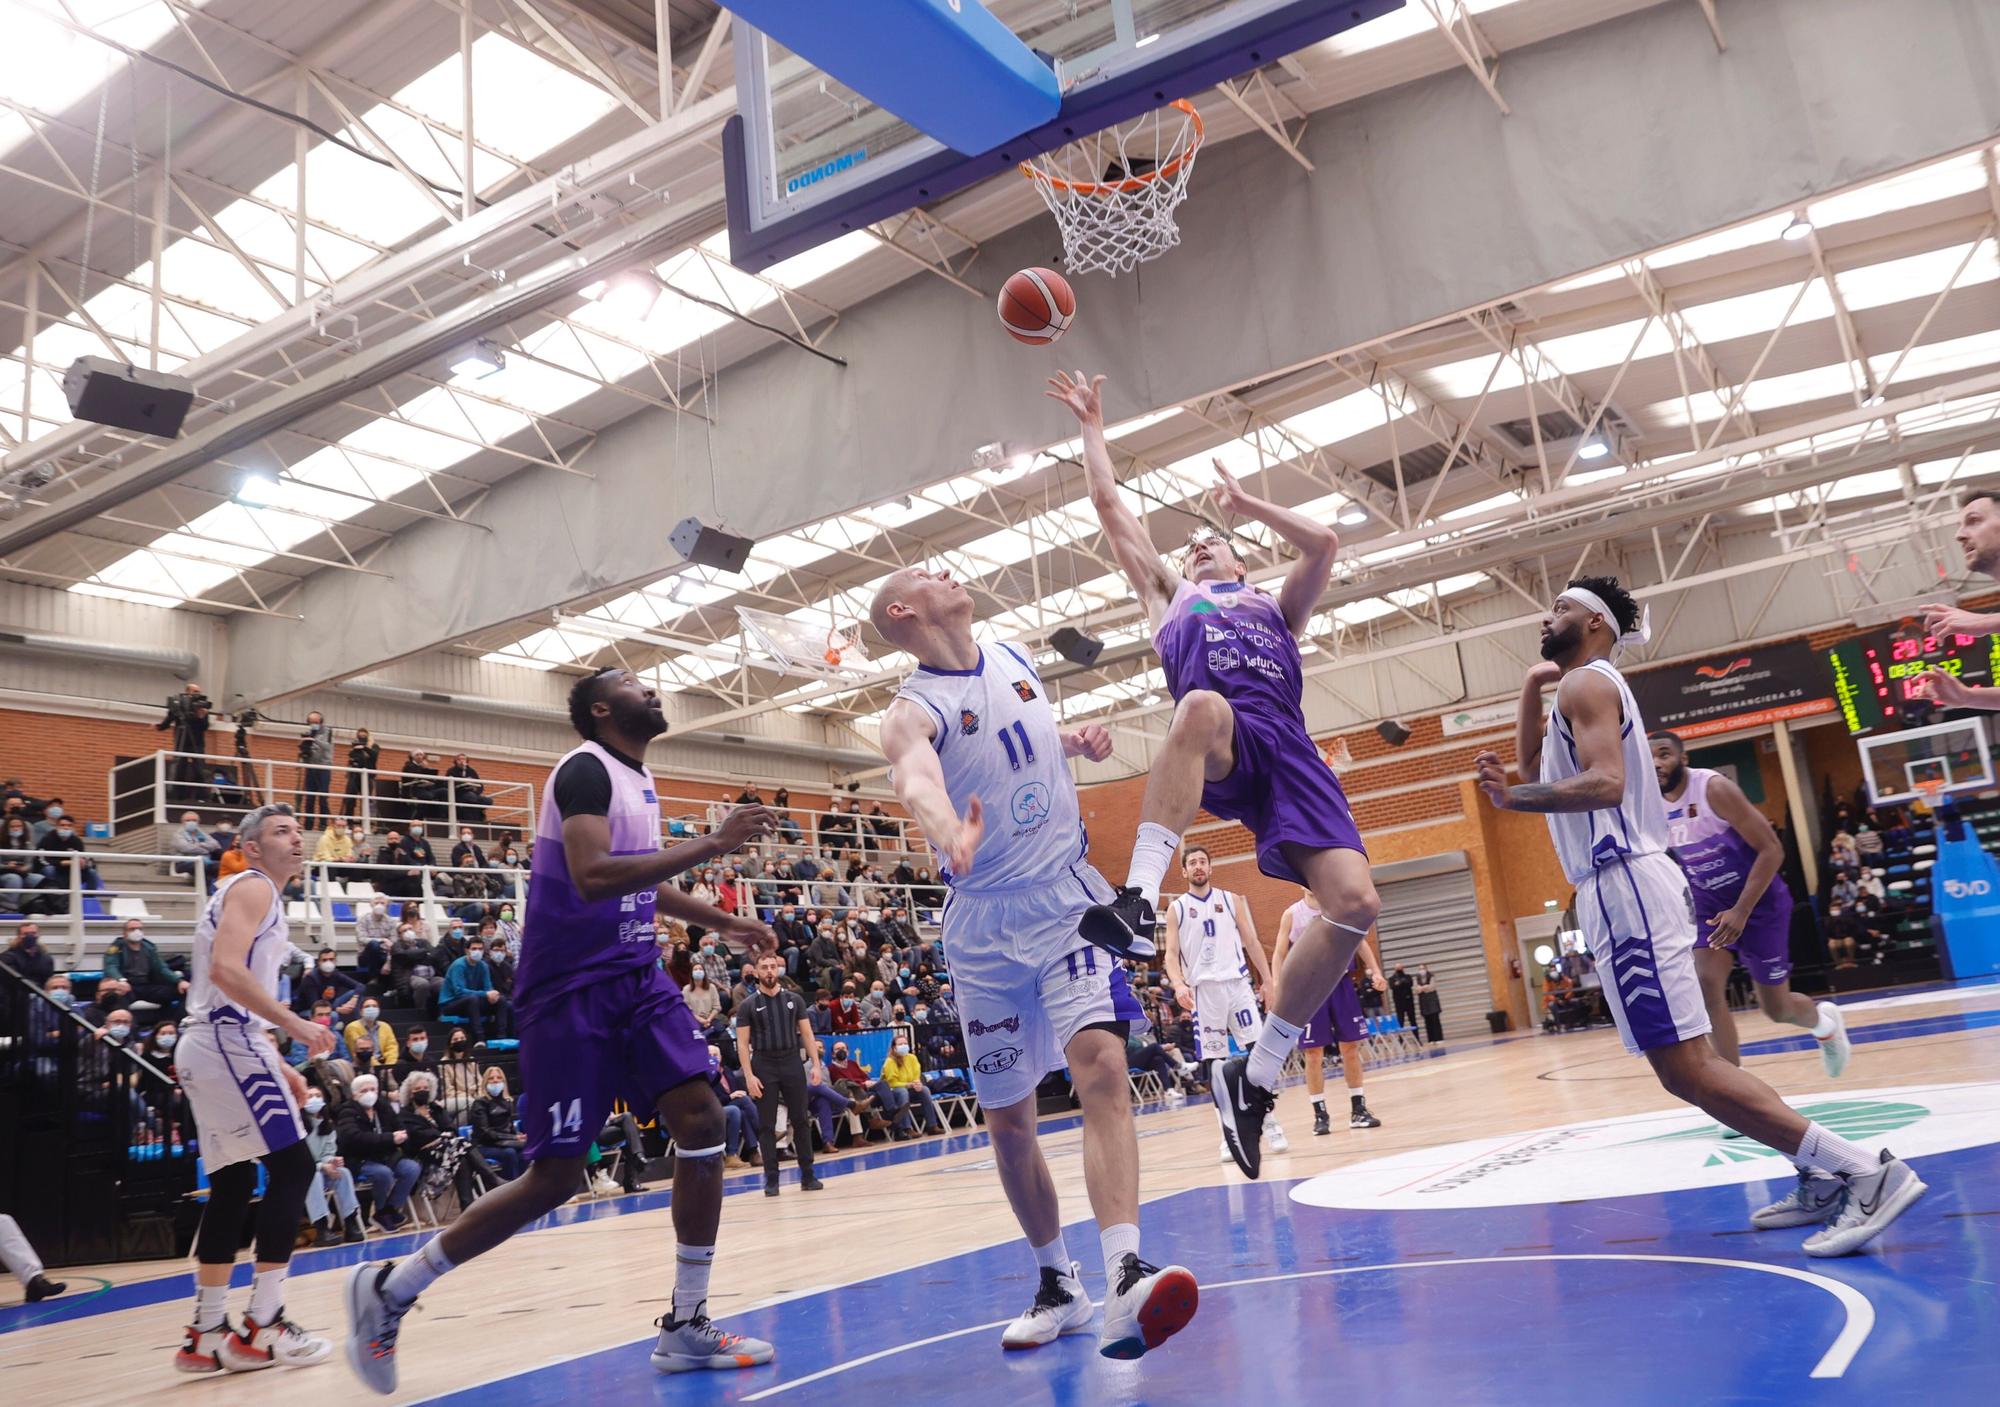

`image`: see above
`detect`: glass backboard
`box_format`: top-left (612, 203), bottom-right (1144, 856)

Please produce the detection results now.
top-left (1856, 715), bottom-right (1995, 807)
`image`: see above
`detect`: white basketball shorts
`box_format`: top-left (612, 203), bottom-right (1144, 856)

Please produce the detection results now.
top-left (1192, 976), bottom-right (1263, 1062)
top-left (175, 1017), bottom-right (304, 1171)
top-left (1576, 851), bottom-right (1713, 1056)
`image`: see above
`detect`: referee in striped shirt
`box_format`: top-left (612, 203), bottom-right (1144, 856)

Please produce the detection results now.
top-left (735, 952), bottom-right (825, 1196)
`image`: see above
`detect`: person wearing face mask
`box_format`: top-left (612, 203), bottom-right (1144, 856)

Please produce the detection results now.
top-left (36, 811), bottom-right (100, 912)
top-left (830, 983), bottom-right (864, 1033)
top-left (396, 1071), bottom-right (491, 1206)
top-left (27, 798), bottom-right (67, 846)
top-left (444, 754), bottom-right (489, 834)
top-left (300, 1086), bottom-right (364, 1247)
top-left (170, 810), bottom-right (224, 884)
top-left (3, 920), bottom-right (55, 989)
top-left (469, 1068), bottom-right (525, 1181)
top-left (344, 729), bottom-right (380, 822)
top-left (389, 1025), bottom-right (439, 1088)
top-left (858, 982), bottom-right (894, 1028)
top-left (313, 815), bottom-right (356, 877)
top-left (702, 1044), bottom-right (760, 1169)
top-left (881, 1037), bottom-right (945, 1136)
top-left (438, 939), bottom-right (510, 1044)
top-left (336, 1073), bottom-right (420, 1232)
top-left (433, 920), bottom-right (471, 966)
top-left (372, 829), bottom-right (417, 900)
top-left (2, 816), bottom-right (53, 912)
top-left (342, 998), bottom-right (402, 1072)
top-left (99, 917), bottom-right (190, 1016)
top-left (684, 967), bottom-right (723, 1028)
top-left (289, 1001), bottom-right (352, 1066)
top-left (286, 944), bottom-right (361, 1021)
top-left (389, 922), bottom-right (440, 1013)
top-left (398, 751), bottom-right (443, 829)
top-left (401, 820), bottom-right (439, 890)
top-left (480, 923), bottom-right (515, 996)
top-left (494, 903), bottom-right (522, 949)
top-left (450, 827), bottom-right (493, 900)
top-left (824, 1042), bottom-right (899, 1140)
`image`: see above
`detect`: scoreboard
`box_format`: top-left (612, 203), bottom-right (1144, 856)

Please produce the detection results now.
top-left (1825, 626), bottom-right (2000, 734)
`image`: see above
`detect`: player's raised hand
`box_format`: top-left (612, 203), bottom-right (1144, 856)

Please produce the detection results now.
top-left (1473, 750), bottom-right (1514, 810)
top-left (941, 794), bottom-right (984, 877)
top-left (1920, 603), bottom-right (1997, 639)
top-left (1210, 457), bottom-right (1253, 517)
top-left (1919, 667), bottom-right (1978, 709)
top-left (1525, 660), bottom-right (1563, 690)
top-left (714, 803), bottom-right (776, 852)
top-left (1045, 369), bottom-right (1106, 428)
top-left (1064, 723), bottom-right (1114, 762)
top-left (724, 914), bottom-right (778, 953)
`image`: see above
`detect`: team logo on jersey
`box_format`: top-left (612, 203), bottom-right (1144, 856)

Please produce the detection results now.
top-left (974, 1046), bottom-right (1023, 1075)
top-left (1207, 646), bottom-right (1241, 672)
top-left (1214, 901), bottom-right (1225, 913)
top-left (1204, 624), bottom-right (1236, 643)
top-left (1189, 598), bottom-right (1222, 616)
top-left (642, 790), bottom-right (657, 803)
top-left (1010, 781), bottom-right (1053, 828)
top-left (967, 1014), bottom-right (1021, 1037)
top-left (960, 709), bottom-right (980, 736)
top-left (1011, 679), bottom-right (1036, 702)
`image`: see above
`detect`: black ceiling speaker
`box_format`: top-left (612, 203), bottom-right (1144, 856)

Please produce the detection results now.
top-left (1050, 626), bottom-right (1104, 668)
top-left (1377, 719), bottom-right (1412, 747)
top-left (62, 356), bottom-right (194, 437)
top-left (668, 516), bottom-right (755, 573)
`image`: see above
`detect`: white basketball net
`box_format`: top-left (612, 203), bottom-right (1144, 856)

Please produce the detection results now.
top-left (1020, 100), bottom-right (1204, 278)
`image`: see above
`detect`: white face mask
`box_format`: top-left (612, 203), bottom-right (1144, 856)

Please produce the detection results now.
top-left (319, 961), bottom-right (335, 973)
top-left (486, 1082), bottom-right (504, 1097)
top-left (410, 825), bottom-right (424, 836)
top-left (372, 903), bottom-right (387, 915)
top-left (362, 1006), bottom-right (380, 1021)
top-left (304, 1095), bottom-right (325, 1114)
top-left (157, 1032), bottom-right (177, 1050)
top-left (355, 1090), bottom-right (378, 1108)
top-left (893, 1044), bottom-right (909, 1056)
top-left (107, 1023), bottom-right (131, 1040)
top-left (461, 833), bottom-right (472, 843)
top-left (409, 1041), bottom-right (427, 1055)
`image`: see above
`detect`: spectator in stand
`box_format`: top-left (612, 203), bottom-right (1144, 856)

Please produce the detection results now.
top-left (859, 980), bottom-right (894, 1027)
top-left (772, 903), bottom-right (808, 977)
top-left (290, 1000), bottom-right (351, 1065)
top-left (483, 923), bottom-right (516, 996)
top-left (299, 712), bottom-right (335, 826)
top-left (0, 815), bottom-right (47, 913)
top-left (829, 983), bottom-right (864, 1033)
top-left (449, 826), bottom-right (493, 900)
top-left (355, 892), bottom-right (396, 959)
top-left (300, 1088), bottom-right (364, 1246)
top-left (390, 920), bottom-right (441, 1012)
top-left (435, 918), bottom-right (471, 967)
top-left (469, 1067), bottom-right (526, 1181)
top-left (27, 799), bottom-right (66, 846)
top-left (843, 935), bottom-right (876, 991)
top-left (790, 848), bottom-right (823, 894)
top-left (2, 920), bottom-right (54, 989)
top-left (394, 1070), bottom-right (487, 1207)
top-left (338, 1073), bottom-right (420, 1230)
top-left (100, 919), bottom-right (190, 1016)
top-left (913, 866), bottom-right (943, 911)
top-left (494, 901), bottom-right (522, 950)
top-left (772, 787), bottom-right (802, 843)
top-left (437, 1050), bottom-right (484, 1122)
top-left (868, 802), bottom-right (901, 854)
top-left (348, 1020), bottom-right (390, 1083)
top-left (1126, 1024), bottom-right (1196, 1099)
top-left (216, 829), bottom-right (248, 882)
top-left (344, 996), bottom-right (401, 1071)
top-left (716, 868), bottom-right (742, 918)
top-left (882, 1036), bottom-right (945, 1135)
top-left (918, 1010), bottom-right (962, 1068)
top-left (817, 798), bottom-right (856, 852)
top-left (292, 946), bottom-right (364, 1021)
top-left (874, 947), bottom-right (903, 993)
top-left (824, 1041), bottom-right (899, 1138)
top-left (704, 1045), bottom-right (761, 1169)
top-left (1858, 867), bottom-right (1887, 905)
top-left (685, 968), bottom-right (723, 1029)
top-left (444, 754), bottom-right (488, 834)
top-left (369, 829), bottom-right (412, 899)
top-left (890, 859), bottom-right (917, 889)
top-left (880, 905), bottom-right (918, 951)
top-left (403, 820), bottom-right (439, 889)
top-left (169, 810), bottom-right (222, 884)
top-left (439, 934), bottom-right (511, 1044)
top-left (36, 814), bottom-right (100, 908)
top-left (391, 1025), bottom-right (439, 1089)
top-left (313, 815), bottom-right (358, 884)
top-left (1854, 816), bottom-right (1885, 862)
top-left (1825, 900), bottom-right (1862, 969)
top-left (1830, 872), bottom-right (1860, 908)
top-left (808, 923), bottom-right (844, 996)
top-left (400, 750), bottom-right (442, 828)
top-left (344, 728), bottom-right (380, 821)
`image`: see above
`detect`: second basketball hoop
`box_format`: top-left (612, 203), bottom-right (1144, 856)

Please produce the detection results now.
top-left (1020, 99), bottom-right (1205, 278)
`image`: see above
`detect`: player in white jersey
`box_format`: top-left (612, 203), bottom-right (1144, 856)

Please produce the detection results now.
top-left (873, 567), bottom-right (1199, 1361)
top-left (170, 803), bottom-right (337, 1375)
top-left (1162, 846), bottom-right (1287, 1158)
top-left (1477, 576), bottom-right (1926, 1256)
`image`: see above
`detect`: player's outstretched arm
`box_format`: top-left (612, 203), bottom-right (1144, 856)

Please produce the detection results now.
top-left (1208, 459), bottom-right (1339, 636)
top-left (1046, 370), bottom-right (1179, 624)
top-left (656, 883), bottom-right (774, 951)
top-left (1919, 667), bottom-right (2000, 711)
top-left (1481, 669), bottom-right (1625, 813)
top-left (562, 803), bottom-right (776, 904)
top-left (1163, 902), bottom-right (1192, 1010)
top-left (880, 699), bottom-right (984, 877)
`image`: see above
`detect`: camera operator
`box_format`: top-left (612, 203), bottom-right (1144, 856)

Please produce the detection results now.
top-left (229, 706), bottom-right (262, 807)
top-left (297, 711), bottom-right (334, 827)
top-left (155, 683), bottom-right (212, 804)
top-left (344, 728), bottom-right (379, 822)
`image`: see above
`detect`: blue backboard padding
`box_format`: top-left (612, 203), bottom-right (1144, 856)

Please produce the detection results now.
top-left (720, 0), bottom-right (1061, 156)
top-left (726, 0), bottom-right (1406, 272)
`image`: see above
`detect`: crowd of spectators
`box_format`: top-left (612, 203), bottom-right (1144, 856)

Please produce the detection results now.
top-left (2, 782), bottom-right (107, 915)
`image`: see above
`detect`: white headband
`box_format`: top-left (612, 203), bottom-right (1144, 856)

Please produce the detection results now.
top-left (1559, 587), bottom-right (1652, 652)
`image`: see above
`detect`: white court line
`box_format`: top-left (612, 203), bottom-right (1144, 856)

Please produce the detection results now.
top-left (740, 1253), bottom-right (1876, 1399)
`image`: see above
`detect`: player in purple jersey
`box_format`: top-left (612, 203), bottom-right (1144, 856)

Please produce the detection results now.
top-left (1649, 730), bottom-right (1851, 1077)
top-left (1048, 370), bottom-right (1379, 1179)
top-left (345, 668), bottom-right (781, 1394)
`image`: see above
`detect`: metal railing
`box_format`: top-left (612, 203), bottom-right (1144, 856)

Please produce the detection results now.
top-left (2, 845), bottom-right (213, 965)
top-left (110, 749), bottom-right (536, 841)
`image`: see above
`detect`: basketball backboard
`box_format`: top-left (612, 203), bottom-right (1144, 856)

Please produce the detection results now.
top-left (1856, 715), bottom-right (1995, 807)
top-left (723, 0), bottom-right (1405, 273)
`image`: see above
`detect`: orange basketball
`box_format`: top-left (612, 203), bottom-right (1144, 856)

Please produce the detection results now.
top-left (997, 266), bottom-right (1076, 345)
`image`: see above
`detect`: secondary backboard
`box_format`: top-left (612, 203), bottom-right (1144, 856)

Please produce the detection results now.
top-left (723, 0), bottom-right (1406, 273)
top-left (1857, 715), bottom-right (1995, 807)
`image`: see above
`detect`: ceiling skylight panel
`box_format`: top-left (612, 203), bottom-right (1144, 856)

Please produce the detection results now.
top-left (1808, 152), bottom-right (1987, 229)
top-left (0, 1), bottom-right (196, 159)
top-left (1836, 241), bottom-right (1999, 313)
top-left (1675, 279), bottom-right (1834, 346)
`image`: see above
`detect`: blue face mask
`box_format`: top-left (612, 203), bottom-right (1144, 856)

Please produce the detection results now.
top-left (900, 968), bottom-right (911, 980)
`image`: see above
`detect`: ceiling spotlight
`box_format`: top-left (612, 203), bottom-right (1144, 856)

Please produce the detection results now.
top-left (449, 337), bottom-right (506, 379)
top-left (1009, 452), bottom-right (1033, 472)
top-left (581, 269), bottom-right (665, 320)
top-left (1781, 213), bottom-right (1814, 242)
top-left (236, 473), bottom-right (279, 507)
top-left (1578, 436), bottom-right (1611, 460)
top-left (1337, 506), bottom-right (1368, 526)
top-left (971, 441), bottom-right (1007, 471)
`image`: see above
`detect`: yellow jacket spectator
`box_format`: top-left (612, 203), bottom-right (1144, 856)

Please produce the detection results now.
top-left (343, 1001), bottom-right (401, 1071)
top-left (883, 1048), bottom-right (925, 1089)
top-left (314, 825), bottom-right (355, 863)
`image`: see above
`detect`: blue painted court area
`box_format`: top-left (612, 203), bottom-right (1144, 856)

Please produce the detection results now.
top-left (1741, 1007), bottom-right (2000, 1057)
top-left (416, 1142), bottom-right (2000, 1407)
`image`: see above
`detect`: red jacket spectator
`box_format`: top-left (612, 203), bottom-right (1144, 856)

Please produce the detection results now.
top-left (829, 990), bottom-right (864, 1032)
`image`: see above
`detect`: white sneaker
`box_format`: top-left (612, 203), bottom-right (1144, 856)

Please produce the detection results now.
top-left (1815, 1003), bottom-right (1852, 1079)
top-left (1098, 1252), bottom-right (1198, 1360)
top-left (590, 1172), bottom-right (620, 1196)
top-left (1265, 1121), bottom-right (1290, 1154)
top-left (343, 1261), bottom-right (415, 1396)
top-left (1751, 1167), bottom-right (1848, 1229)
top-left (1218, 1140), bottom-right (1235, 1164)
top-left (1802, 1151), bottom-right (1927, 1257)
top-left (651, 1305), bottom-right (775, 1373)
top-left (218, 1310), bottom-right (332, 1371)
top-left (174, 1322), bottom-right (234, 1375)
top-left (1000, 1263), bottom-right (1094, 1350)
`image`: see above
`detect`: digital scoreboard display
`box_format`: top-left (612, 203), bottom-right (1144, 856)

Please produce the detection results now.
top-left (1825, 627), bottom-right (2000, 734)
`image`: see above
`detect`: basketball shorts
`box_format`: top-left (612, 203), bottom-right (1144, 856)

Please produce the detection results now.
top-left (1691, 886), bottom-right (1796, 986)
top-left (1192, 975), bottom-right (1263, 1061)
top-left (1301, 974), bottom-right (1366, 1050)
top-left (518, 962), bottom-right (710, 1161)
top-left (175, 1017), bottom-right (303, 1172)
top-left (943, 863), bottom-right (1129, 1110)
top-left (1198, 703), bottom-right (1367, 885)
top-left (1577, 852), bottom-right (1713, 1056)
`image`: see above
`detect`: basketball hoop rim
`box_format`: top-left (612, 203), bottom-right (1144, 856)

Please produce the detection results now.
top-left (1018, 99), bottom-right (1205, 197)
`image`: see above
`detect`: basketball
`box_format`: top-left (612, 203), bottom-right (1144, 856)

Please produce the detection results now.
top-left (997, 266), bottom-right (1076, 344)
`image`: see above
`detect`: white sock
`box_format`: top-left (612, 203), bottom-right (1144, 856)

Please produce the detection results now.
top-left (1309, 1094), bottom-right (1326, 1112)
top-left (248, 1266), bottom-right (286, 1326)
top-left (193, 1281), bottom-right (230, 1331)
top-left (1031, 1233), bottom-right (1070, 1276)
top-left (1795, 1121), bottom-right (1876, 1178)
top-left (673, 1243), bottom-right (716, 1321)
top-left (1812, 1002), bottom-right (1839, 1039)
top-left (1245, 1015), bottom-right (1301, 1090)
top-left (382, 1234), bottom-right (455, 1308)
top-left (1349, 1087), bottom-right (1366, 1102)
top-left (1126, 823), bottom-right (1180, 907)
top-left (1099, 1222), bottom-right (1140, 1281)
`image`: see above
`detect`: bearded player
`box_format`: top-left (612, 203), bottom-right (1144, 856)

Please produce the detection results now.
top-left (1048, 370), bottom-right (1378, 1181)
top-left (1477, 577), bottom-right (1923, 1256)
top-left (1649, 729), bottom-right (1852, 1076)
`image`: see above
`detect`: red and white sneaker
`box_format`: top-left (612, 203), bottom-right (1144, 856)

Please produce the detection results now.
top-left (174, 1321), bottom-right (234, 1374)
top-left (218, 1309), bottom-right (333, 1371)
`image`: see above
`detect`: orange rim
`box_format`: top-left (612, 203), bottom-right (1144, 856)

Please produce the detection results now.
top-left (1020, 99), bottom-right (1204, 196)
